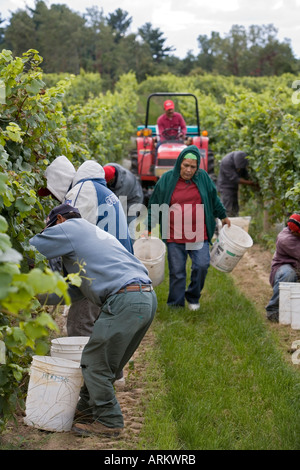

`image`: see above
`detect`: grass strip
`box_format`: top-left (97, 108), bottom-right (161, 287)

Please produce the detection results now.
top-left (138, 264), bottom-right (300, 450)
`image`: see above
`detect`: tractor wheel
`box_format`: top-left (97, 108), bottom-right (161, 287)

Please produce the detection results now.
top-left (143, 186), bottom-right (154, 208)
top-left (130, 150), bottom-right (138, 175)
top-left (207, 149), bottom-right (217, 183)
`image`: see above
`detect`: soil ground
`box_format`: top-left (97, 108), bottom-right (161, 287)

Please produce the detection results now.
top-left (1, 244), bottom-right (299, 450)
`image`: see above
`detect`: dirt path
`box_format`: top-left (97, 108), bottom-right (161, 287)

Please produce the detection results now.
top-left (230, 244), bottom-right (273, 310)
top-left (1, 244), bottom-right (299, 450)
top-left (1, 329), bottom-right (155, 450)
top-left (229, 244), bottom-right (300, 358)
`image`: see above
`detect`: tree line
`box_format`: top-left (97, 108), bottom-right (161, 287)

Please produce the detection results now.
top-left (0, 1), bottom-right (299, 87)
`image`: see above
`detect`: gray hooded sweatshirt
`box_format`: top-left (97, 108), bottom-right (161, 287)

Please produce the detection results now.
top-left (30, 218), bottom-right (150, 306)
top-left (104, 163), bottom-right (144, 215)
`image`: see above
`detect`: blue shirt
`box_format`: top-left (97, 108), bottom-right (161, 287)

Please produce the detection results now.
top-left (30, 218), bottom-right (150, 306)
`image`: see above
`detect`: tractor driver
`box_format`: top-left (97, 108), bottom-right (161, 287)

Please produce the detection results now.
top-left (157, 100), bottom-right (187, 143)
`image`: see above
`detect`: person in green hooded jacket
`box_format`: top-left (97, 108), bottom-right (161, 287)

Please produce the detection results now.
top-left (147, 145), bottom-right (230, 310)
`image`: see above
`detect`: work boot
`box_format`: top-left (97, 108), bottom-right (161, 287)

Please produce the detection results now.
top-left (73, 408), bottom-right (94, 424)
top-left (267, 312), bottom-right (279, 323)
top-left (72, 421), bottom-right (123, 437)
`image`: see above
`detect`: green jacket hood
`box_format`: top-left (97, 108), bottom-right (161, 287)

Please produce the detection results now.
top-left (173, 145), bottom-right (201, 178)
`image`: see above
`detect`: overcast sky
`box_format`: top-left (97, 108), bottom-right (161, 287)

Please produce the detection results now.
top-left (1, 0), bottom-right (300, 59)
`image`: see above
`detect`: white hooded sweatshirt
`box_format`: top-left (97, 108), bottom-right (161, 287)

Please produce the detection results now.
top-left (44, 158), bottom-right (132, 252)
top-left (64, 160), bottom-right (133, 252)
top-left (64, 160), bottom-right (105, 225)
top-left (44, 156), bottom-right (76, 202)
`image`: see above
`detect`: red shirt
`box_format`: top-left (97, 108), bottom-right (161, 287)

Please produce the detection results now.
top-left (270, 227), bottom-right (300, 285)
top-left (157, 112), bottom-right (187, 141)
top-left (167, 178), bottom-right (207, 243)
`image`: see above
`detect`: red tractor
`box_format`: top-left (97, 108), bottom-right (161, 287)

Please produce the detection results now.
top-left (130, 92), bottom-right (215, 204)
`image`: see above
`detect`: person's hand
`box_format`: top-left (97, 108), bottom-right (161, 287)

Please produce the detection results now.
top-left (240, 178), bottom-right (259, 189)
top-left (222, 217), bottom-right (231, 227)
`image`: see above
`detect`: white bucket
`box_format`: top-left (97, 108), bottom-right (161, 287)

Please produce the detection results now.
top-left (24, 356), bottom-right (83, 432)
top-left (279, 283), bottom-right (297, 324)
top-left (228, 216), bottom-right (251, 233)
top-left (133, 237), bottom-right (166, 287)
top-left (51, 336), bottom-right (90, 363)
top-left (291, 290), bottom-right (300, 330)
top-left (210, 224), bottom-right (253, 273)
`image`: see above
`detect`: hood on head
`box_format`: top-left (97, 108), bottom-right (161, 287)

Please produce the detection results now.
top-left (233, 151), bottom-right (248, 169)
top-left (173, 145), bottom-right (201, 177)
top-left (72, 160), bottom-right (105, 186)
top-left (44, 156), bottom-right (76, 202)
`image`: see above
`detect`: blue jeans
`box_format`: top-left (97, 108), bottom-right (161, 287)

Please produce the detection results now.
top-left (265, 264), bottom-right (298, 318)
top-left (167, 241), bottom-right (210, 307)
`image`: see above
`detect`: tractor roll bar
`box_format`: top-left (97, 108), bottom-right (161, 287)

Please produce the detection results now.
top-left (145, 92), bottom-right (200, 134)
